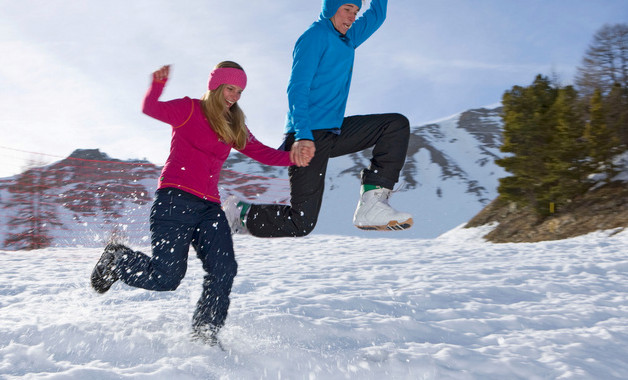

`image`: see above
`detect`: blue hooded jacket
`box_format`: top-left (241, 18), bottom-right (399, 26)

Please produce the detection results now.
top-left (285, 0), bottom-right (387, 141)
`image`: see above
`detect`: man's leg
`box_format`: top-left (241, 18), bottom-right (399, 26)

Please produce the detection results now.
top-left (245, 113), bottom-right (411, 235)
top-left (331, 113), bottom-right (410, 188)
top-left (246, 131), bottom-right (334, 237)
top-left (332, 113), bottom-right (413, 230)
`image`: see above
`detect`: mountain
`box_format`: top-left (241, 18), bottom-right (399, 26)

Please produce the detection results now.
top-left (0, 150), bottom-right (162, 249)
top-left (0, 106), bottom-right (506, 249)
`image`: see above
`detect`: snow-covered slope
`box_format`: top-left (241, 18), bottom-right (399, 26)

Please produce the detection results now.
top-left (1, 227), bottom-right (627, 379)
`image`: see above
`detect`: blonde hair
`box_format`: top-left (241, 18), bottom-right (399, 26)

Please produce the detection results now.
top-left (201, 61), bottom-right (248, 150)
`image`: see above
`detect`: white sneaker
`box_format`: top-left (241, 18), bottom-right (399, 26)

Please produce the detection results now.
top-left (353, 187), bottom-right (413, 231)
top-left (222, 195), bottom-right (249, 235)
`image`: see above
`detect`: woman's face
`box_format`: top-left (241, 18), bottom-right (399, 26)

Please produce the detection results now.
top-left (222, 84), bottom-right (243, 109)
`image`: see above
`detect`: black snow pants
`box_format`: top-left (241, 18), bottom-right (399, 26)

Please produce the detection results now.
top-left (246, 113), bottom-right (410, 238)
top-left (116, 188), bottom-right (238, 330)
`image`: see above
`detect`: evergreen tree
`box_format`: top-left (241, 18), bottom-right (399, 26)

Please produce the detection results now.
top-left (584, 89), bottom-right (622, 182)
top-left (605, 83), bottom-right (628, 147)
top-left (496, 75), bottom-right (560, 215)
top-left (545, 86), bottom-right (591, 207)
top-left (496, 25), bottom-right (628, 217)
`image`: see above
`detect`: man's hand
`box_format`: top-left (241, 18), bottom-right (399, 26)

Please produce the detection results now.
top-left (290, 140), bottom-right (315, 167)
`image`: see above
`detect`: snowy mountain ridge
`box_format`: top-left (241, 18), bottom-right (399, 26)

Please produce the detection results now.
top-left (0, 106), bottom-right (507, 248)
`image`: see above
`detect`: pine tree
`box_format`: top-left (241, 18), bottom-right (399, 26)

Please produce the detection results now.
top-left (495, 25), bottom-right (628, 217)
top-left (545, 86), bottom-right (591, 208)
top-left (605, 83), bottom-right (628, 147)
top-left (496, 75), bottom-right (560, 215)
top-left (584, 89), bottom-right (622, 182)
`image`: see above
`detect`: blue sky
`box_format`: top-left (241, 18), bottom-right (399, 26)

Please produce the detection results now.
top-left (1, 0), bottom-right (626, 177)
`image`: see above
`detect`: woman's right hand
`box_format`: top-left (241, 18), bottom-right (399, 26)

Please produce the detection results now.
top-left (290, 140), bottom-right (315, 167)
top-left (152, 65), bottom-right (170, 82)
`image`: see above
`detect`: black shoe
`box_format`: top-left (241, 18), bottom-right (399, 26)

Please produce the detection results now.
top-left (90, 244), bottom-right (126, 294)
top-left (191, 324), bottom-right (222, 348)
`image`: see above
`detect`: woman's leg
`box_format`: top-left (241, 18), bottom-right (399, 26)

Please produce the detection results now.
top-left (116, 189), bottom-right (197, 291)
top-left (191, 204), bottom-right (238, 336)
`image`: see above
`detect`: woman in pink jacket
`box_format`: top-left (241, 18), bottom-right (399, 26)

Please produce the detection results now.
top-left (90, 61), bottom-right (307, 345)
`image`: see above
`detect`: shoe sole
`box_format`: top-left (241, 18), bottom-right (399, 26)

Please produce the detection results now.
top-left (91, 265), bottom-right (116, 293)
top-left (355, 218), bottom-right (414, 231)
top-left (91, 250), bottom-right (119, 294)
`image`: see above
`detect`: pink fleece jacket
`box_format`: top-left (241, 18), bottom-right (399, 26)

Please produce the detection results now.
top-left (142, 79), bottom-right (293, 203)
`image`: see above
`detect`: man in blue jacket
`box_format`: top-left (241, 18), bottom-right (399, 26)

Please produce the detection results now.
top-left (224, 0), bottom-right (413, 236)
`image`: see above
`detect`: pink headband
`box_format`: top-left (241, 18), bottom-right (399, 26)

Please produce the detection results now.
top-left (207, 67), bottom-right (247, 91)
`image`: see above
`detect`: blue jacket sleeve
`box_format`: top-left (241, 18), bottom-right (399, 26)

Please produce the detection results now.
top-left (347, 0), bottom-right (388, 48)
top-left (287, 28), bottom-right (325, 141)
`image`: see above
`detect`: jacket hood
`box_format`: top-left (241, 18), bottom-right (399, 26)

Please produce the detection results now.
top-left (321, 0), bottom-right (362, 19)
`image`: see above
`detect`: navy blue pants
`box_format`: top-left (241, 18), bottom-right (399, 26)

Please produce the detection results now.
top-left (116, 188), bottom-right (237, 330)
top-left (247, 113), bottom-right (410, 237)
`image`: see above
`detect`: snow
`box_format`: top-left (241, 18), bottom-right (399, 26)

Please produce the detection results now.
top-left (2, 226), bottom-right (628, 379)
top-left (613, 152), bottom-right (628, 182)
